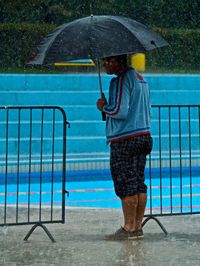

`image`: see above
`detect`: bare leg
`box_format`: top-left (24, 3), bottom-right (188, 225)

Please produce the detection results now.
top-left (121, 195), bottom-right (138, 231)
top-left (135, 193), bottom-right (147, 231)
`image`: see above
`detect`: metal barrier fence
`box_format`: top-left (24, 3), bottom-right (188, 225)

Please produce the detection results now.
top-left (144, 104), bottom-right (200, 234)
top-left (0, 106), bottom-right (69, 242)
top-left (0, 104), bottom-right (199, 238)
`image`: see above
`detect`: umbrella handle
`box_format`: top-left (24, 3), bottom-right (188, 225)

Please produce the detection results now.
top-left (101, 93), bottom-right (106, 121)
top-left (101, 91), bottom-right (106, 121)
top-left (102, 112), bottom-right (106, 121)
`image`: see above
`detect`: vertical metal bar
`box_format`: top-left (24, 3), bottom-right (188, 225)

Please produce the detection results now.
top-left (39, 108), bottom-right (44, 222)
top-left (168, 107), bottom-right (172, 213)
top-left (4, 109), bottom-right (9, 225)
top-left (61, 109), bottom-right (67, 223)
top-left (50, 109), bottom-right (55, 221)
top-left (16, 108), bottom-right (21, 223)
top-left (178, 106), bottom-right (183, 213)
top-left (188, 106), bottom-right (192, 212)
top-left (148, 106), bottom-right (154, 216)
top-left (158, 107), bottom-right (162, 214)
top-left (198, 106), bottom-right (200, 168)
top-left (149, 152), bottom-right (152, 215)
top-left (199, 106), bottom-right (200, 147)
top-left (28, 108), bottom-right (32, 223)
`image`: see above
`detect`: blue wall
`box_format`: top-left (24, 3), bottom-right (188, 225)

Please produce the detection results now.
top-left (1, 73), bottom-right (200, 106)
top-left (0, 73), bottom-right (200, 160)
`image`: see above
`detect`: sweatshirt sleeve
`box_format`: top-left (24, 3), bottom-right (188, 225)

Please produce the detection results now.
top-left (102, 75), bottom-right (131, 119)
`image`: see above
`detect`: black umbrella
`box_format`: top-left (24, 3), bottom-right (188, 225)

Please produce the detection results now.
top-left (29, 15), bottom-right (168, 65)
top-left (28, 15), bottom-right (169, 119)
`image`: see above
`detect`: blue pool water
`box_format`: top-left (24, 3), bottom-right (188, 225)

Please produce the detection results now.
top-left (0, 173), bottom-right (199, 212)
top-left (66, 177), bottom-right (200, 211)
top-left (0, 74), bottom-right (200, 212)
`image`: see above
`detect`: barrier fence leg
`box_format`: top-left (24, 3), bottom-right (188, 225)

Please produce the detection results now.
top-left (142, 216), bottom-right (168, 236)
top-left (24, 223), bottom-right (56, 243)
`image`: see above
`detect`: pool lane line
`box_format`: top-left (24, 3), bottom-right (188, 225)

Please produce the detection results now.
top-left (0, 188), bottom-right (200, 198)
top-left (65, 183), bottom-right (200, 192)
top-left (1, 182), bottom-right (199, 197)
top-left (0, 190), bottom-right (62, 197)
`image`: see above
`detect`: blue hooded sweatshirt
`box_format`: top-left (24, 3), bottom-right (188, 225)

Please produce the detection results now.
top-left (102, 67), bottom-right (151, 142)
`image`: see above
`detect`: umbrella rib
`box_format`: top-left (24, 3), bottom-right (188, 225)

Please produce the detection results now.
top-left (39, 20), bottom-right (79, 63)
top-left (109, 16), bottom-right (148, 52)
top-left (35, 24), bottom-right (67, 64)
top-left (86, 15), bottom-right (95, 59)
top-left (109, 16), bottom-right (168, 51)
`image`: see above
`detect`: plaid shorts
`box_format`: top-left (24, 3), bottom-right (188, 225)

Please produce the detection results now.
top-left (110, 134), bottom-right (153, 199)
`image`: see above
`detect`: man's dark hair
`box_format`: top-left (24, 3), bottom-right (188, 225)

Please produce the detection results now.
top-left (104, 54), bottom-right (128, 65)
top-left (114, 54), bottom-right (128, 65)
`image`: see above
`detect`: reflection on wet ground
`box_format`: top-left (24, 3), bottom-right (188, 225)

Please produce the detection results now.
top-left (0, 208), bottom-right (200, 265)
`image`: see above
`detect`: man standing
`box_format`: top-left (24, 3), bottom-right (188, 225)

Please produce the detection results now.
top-left (96, 54), bottom-right (152, 240)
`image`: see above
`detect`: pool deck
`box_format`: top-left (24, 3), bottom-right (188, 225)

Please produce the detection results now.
top-left (1, 207), bottom-right (200, 266)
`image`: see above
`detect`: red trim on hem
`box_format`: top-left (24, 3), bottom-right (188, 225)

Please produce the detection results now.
top-left (108, 131), bottom-right (150, 143)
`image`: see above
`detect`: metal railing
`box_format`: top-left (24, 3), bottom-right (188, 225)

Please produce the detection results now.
top-left (1, 104), bottom-right (199, 238)
top-left (143, 105), bottom-right (200, 234)
top-left (0, 106), bottom-right (69, 242)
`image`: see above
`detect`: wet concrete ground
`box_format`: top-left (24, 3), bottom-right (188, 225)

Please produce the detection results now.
top-left (0, 208), bottom-right (200, 266)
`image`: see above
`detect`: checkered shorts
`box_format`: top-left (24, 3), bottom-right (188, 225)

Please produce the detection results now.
top-left (110, 134), bottom-right (153, 199)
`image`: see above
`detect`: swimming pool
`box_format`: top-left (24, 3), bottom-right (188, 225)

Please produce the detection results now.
top-left (66, 177), bottom-right (200, 211)
top-left (0, 170), bottom-right (199, 213)
top-left (0, 74), bottom-right (200, 222)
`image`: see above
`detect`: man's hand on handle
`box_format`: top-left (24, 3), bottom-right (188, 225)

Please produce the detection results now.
top-left (96, 93), bottom-right (107, 111)
top-left (96, 93), bottom-right (107, 121)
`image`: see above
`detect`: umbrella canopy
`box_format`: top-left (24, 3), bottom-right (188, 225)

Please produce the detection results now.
top-left (28, 15), bottom-right (169, 65)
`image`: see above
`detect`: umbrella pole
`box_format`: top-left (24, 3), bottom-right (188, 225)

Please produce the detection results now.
top-left (97, 60), bottom-right (103, 97)
top-left (97, 60), bottom-right (106, 121)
